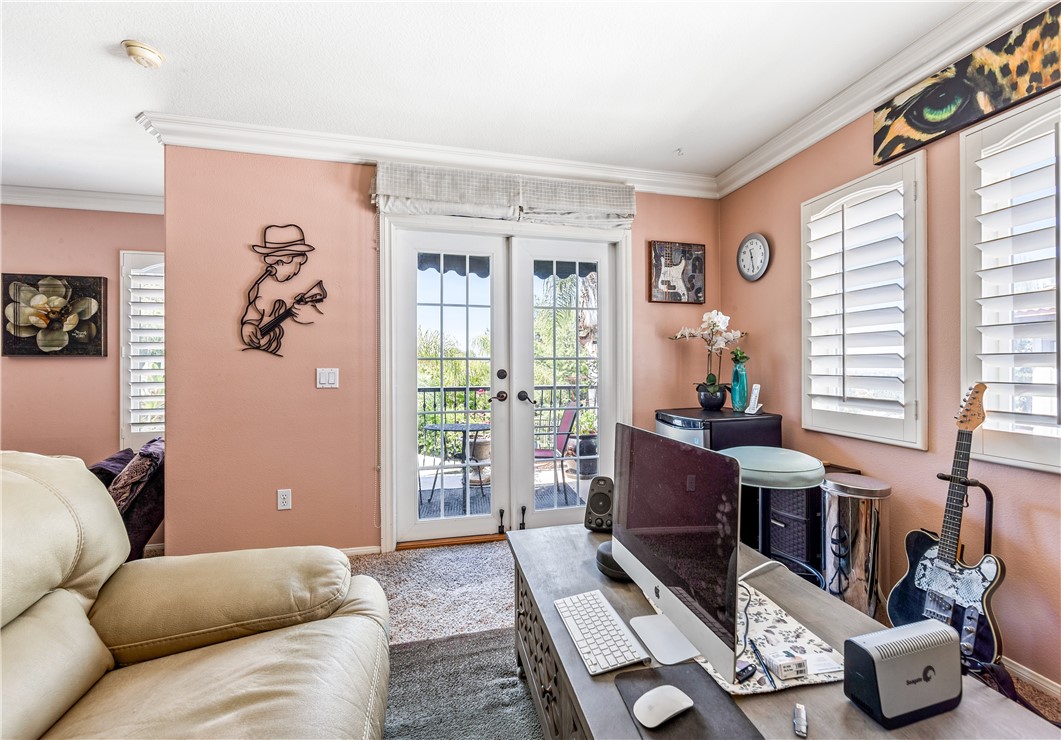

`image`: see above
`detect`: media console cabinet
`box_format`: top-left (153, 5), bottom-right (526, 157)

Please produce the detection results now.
top-left (507, 525), bottom-right (1055, 740)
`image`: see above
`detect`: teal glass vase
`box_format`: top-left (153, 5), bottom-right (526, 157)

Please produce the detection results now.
top-left (731, 362), bottom-right (749, 412)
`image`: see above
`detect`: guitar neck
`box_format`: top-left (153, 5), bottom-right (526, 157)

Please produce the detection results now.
top-left (939, 428), bottom-right (972, 564)
top-left (259, 307), bottom-right (295, 336)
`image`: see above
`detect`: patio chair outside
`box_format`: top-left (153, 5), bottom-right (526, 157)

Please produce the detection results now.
top-left (534, 404), bottom-right (579, 505)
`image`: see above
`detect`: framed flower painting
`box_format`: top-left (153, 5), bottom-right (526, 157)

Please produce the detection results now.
top-left (2, 273), bottom-right (107, 356)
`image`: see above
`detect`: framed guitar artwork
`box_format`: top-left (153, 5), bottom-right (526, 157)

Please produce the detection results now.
top-left (887, 383), bottom-right (1006, 665)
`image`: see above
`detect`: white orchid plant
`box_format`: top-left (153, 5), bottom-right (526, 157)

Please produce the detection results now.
top-left (670, 309), bottom-right (746, 394)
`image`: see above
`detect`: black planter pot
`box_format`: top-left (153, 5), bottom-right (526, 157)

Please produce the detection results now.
top-left (697, 387), bottom-right (727, 411)
top-left (576, 434), bottom-right (599, 477)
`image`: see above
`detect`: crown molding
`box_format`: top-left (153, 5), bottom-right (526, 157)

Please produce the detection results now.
top-left (716, 0), bottom-right (1056, 197)
top-left (138, 1), bottom-right (1048, 202)
top-left (0, 185), bottom-right (164, 214)
top-left (137, 111), bottom-right (719, 199)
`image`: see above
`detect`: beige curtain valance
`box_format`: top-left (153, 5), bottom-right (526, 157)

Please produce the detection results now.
top-left (373, 162), bottom-right (635, 229)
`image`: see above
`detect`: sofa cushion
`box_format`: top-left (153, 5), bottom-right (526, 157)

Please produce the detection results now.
top-left (90, 546), bottom-right (356, 665)
top-left (1, 590), bottom-right (115, 739)
top-left (45, 601), bottom-right (390, 739)
top-left (332, 574), bottom-right (391, 631)
top-left (1, 452), bottom-right (130, 627)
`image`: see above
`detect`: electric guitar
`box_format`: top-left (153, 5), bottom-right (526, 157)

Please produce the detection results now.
top-left (886, 383), bottom-right (1005, 664)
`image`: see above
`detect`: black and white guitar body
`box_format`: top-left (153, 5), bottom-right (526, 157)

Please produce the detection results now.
top-left (888, 384), bottom-right (1006, 666)
top-left (888, 528), bottom-right (1005, 664)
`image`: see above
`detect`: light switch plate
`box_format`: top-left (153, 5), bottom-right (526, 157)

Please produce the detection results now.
top-left (316, 368), bottom-right (339, 388)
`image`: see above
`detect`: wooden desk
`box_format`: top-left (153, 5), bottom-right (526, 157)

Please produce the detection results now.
top-left (507, 525), bottom-right (1057, 739)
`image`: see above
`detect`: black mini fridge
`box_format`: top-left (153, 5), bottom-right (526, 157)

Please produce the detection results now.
top-left (654, 408), bottom-right (782, 450)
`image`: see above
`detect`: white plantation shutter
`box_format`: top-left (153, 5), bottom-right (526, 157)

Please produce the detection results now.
top-left (801, 153), bottom-right (926, 448)
top-left (961, 91), bottom-right (1059, 473)
top-left (120, 251), bottom-right (165, 448)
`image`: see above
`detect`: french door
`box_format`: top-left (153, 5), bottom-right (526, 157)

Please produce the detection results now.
top-left (386, 219), bottom-right (620, 544)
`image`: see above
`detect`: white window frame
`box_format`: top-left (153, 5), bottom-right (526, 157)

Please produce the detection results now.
top-left (960, 90), bottom-right (1060, 474)
top-left (120, 250), bottom-right (165, 450)
top-left (800, 152), bottom-right (927, 449)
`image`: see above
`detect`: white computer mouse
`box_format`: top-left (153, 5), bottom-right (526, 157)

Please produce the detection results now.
top-left (631, 684), bottom-right (694, 728)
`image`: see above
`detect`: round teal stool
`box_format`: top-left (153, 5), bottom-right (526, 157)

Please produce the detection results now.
top-left (721, 446), bottom-right (826, 586)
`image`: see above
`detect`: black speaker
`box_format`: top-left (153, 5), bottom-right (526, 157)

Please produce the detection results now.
top-left (584, 476), bottom-right (613, 532)
top-left (595, 540), bottom-right (630, 581)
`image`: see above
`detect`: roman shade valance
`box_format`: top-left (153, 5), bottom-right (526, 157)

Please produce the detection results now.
top-left (373, 162), bottom-right (636, 228)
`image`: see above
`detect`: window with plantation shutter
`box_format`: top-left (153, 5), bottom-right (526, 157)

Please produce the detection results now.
top-left (801, 153), bottom-right (926, 448)
top-left (961, 91), bottom-right (1059, 473)
top-left (120, 251), bottom-right (164, 449)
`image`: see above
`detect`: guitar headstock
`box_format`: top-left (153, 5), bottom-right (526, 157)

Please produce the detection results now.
top-left (955, 383), bottom-right (987, 431)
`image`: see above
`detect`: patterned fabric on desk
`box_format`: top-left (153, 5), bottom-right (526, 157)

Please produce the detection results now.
top-left (697, 584), bottom-right (845, 694)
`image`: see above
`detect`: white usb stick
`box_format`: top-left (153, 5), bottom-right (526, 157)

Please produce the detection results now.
top-left (793, 703), bottom-right (807, 738)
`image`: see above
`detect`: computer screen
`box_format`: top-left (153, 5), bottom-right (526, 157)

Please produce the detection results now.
top-left (611, 422), bottom-right (742, 682)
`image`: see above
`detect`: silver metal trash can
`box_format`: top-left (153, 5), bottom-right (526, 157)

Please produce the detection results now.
top-left (823, 473), bottom-right (891, 616)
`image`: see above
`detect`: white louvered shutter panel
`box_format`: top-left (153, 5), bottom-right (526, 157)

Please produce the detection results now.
top-left (120, 252), bottom-right (165, 448)
top-left (801, 154), bottom-right (926, 448)
top-left (962, 91), bottom-right (1059, 473)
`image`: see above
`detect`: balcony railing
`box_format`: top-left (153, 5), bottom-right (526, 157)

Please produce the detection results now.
top-left (415, 384), bottom-right (597, 458)
top-left (416, 384), bottom-right (586, 412)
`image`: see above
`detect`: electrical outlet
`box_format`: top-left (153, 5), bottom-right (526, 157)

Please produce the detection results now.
top-left (277, 488), bottom-right (292, 510)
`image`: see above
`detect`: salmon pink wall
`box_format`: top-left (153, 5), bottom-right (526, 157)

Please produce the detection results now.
top-left (630, 193), bottom-right (720, 429)
top-left (163, 157), bottom-right (715, 555)
top-left (718, 113), bottom-right (1060, 684)
top-left (0, 205), bottom-right (164, 464)
top-left (164, 147), bottom-right (379, 555)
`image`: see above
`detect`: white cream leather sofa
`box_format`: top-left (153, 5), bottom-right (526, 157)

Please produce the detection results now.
top-left (1, 451), bottom-right (390, 739)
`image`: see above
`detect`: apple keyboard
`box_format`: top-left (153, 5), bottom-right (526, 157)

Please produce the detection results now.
top-left (554, 589), bottom-right (651, 675)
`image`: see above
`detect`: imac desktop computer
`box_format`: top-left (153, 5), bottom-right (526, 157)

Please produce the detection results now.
top-left (611, 423), bottom-right (742, 684)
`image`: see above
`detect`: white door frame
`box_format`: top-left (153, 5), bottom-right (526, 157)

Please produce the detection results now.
top-left (379, 213), bottom-right (633, 551)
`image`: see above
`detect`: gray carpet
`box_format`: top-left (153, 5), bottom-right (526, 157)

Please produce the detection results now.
top-left (350, 541), bottom-right (515, 644)
top-left (384, 627), bottom-right (544, 740)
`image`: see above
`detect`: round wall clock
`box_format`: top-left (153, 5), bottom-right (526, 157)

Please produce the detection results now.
top-left (737, 233), bottom-right (770, 281)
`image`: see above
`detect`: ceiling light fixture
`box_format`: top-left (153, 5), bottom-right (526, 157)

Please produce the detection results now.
top-left (122, 40), bottom-right (165, 69)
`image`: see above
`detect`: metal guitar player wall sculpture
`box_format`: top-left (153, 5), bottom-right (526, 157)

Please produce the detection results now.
top-left (240, 224), bottom-right (327, 356)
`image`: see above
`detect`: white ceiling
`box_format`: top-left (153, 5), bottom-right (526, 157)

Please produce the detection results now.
top-left (0, 1), bottom-right (1036, 203)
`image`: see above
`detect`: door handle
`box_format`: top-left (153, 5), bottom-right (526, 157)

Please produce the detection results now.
top-left (489, 391), bottom-right (508, 402)
top-left (517, 390), bottom-right (538, 405)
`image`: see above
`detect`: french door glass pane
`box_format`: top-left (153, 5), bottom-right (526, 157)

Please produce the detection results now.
top-left (531, 259), bottom-right (599, 511)
top-left (416, 252), bottom-right (493, 521)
